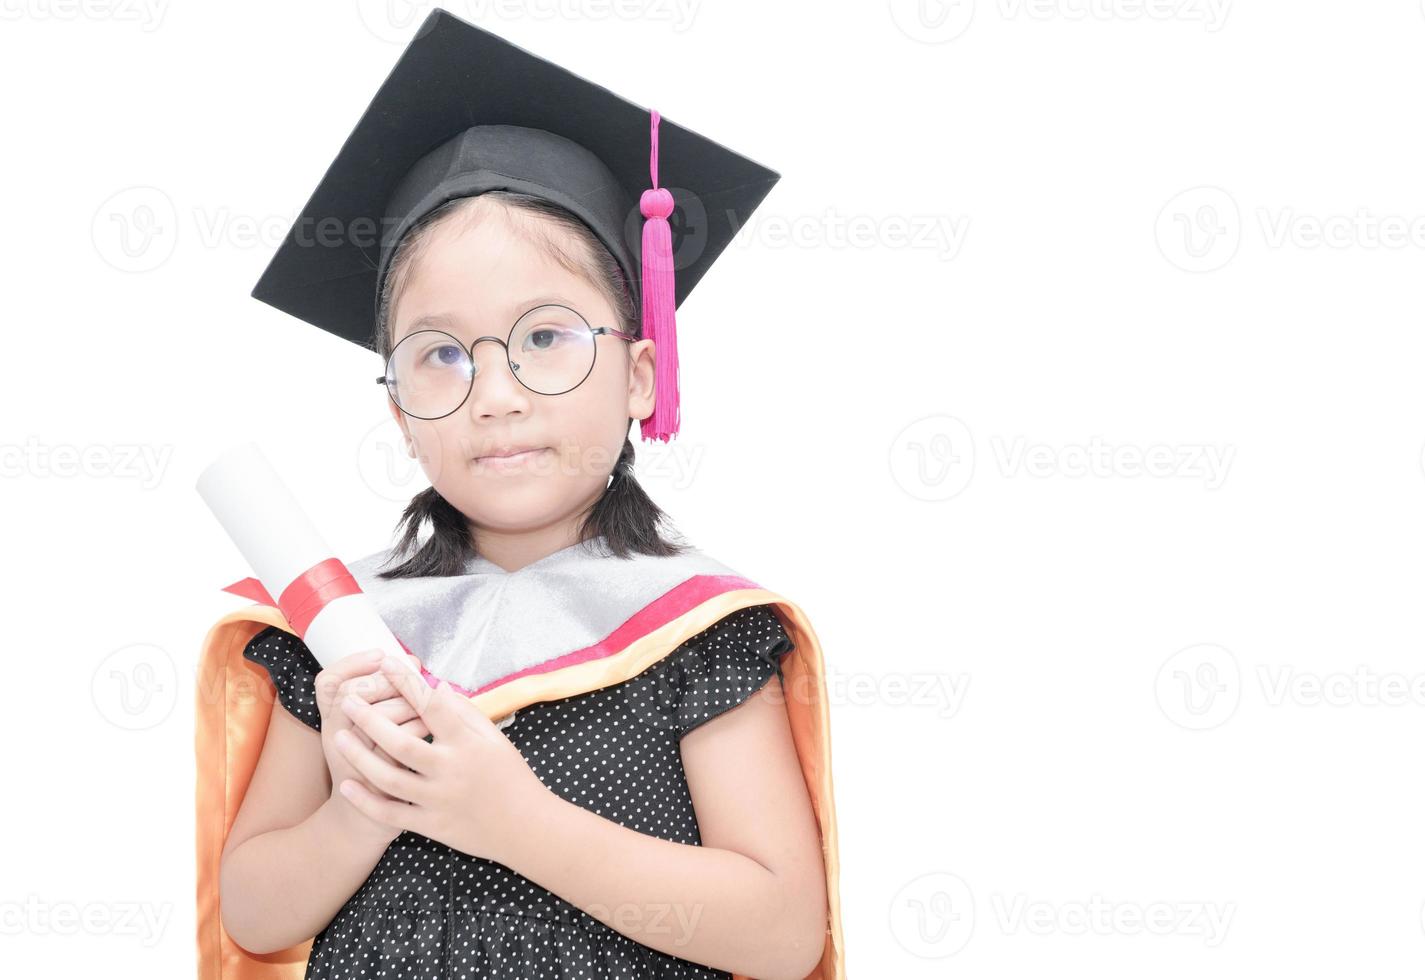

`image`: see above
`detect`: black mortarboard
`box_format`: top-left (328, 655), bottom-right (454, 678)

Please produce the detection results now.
top-left (250, 7), bottom-right (780, 442)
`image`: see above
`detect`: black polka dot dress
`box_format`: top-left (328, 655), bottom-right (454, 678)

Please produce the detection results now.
top-left (241, 604), bottom-right (795, 980)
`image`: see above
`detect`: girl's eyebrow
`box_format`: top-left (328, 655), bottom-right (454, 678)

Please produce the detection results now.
top-left (407, 312), bottom-right (460, 331)
top-left (405, 297), bottom-right (581, 335)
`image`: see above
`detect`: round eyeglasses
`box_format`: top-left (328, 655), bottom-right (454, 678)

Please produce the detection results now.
top-left (377, 304), bottom-right (638, 420)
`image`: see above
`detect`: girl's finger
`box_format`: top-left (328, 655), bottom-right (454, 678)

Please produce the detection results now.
top-left (369, 699), bottom-right (431, 741)
top-left (370, 695), bottom-right (422, 727)
top-left (335, 727), bottom-right (425, 801)
top-left (352, 773), bottom-right (401, 803)
top-left (343, 693), bottom-right (440, 774)
top-left (379, 661), bottom-right (483, 742)
top-left (313, 653), bottom-right (383, 706)
top-left (427, 677), bottom-right (502, 743)
top-left (373, 745), bottom-right (408, 773)
top-left (338, 779), bottom-right (418, 828)
top-left (438, 681), bottom-right (502, 742)
top-left (398, 716), bottom-right (431, 741)
top-left (316, 648), bottom-right (384, 685)
top-left (335, 671), bottom-right (400, 705)
top-left (375, 719), bottom-right (429, 767)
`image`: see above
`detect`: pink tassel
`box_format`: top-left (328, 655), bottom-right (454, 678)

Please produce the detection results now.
top-left (639, 109), bottom-right (680, 442)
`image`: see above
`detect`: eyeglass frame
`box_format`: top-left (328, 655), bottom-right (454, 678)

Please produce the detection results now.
top-left (376, 303), bottom-right (639, 420)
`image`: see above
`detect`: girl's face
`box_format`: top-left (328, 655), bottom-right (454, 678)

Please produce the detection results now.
top-left (386, 202), bottom-right (655, 539)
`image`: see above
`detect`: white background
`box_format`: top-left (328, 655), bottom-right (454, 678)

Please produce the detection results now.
top-left (4, 0), bottom-right (1424, 976)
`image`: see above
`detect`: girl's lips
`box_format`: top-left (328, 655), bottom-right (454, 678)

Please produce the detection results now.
top-left (473, 447), bottom-right (550, 471)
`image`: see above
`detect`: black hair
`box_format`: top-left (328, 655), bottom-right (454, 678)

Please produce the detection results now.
top-left (370, 191), bottom-right (687, 579)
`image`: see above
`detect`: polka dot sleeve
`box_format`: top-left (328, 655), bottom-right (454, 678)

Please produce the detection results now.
top-left (241, 626), bottom-right (324, 732)
top-left (662, 604), bottom-right (794, 740)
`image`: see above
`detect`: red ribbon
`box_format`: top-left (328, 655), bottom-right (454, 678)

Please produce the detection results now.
top-left (223, 558), bottom-right (455, 693)
top-left (222, 557), bottom-right (362, 639)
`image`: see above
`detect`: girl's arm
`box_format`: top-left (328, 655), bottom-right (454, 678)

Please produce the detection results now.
top-left (218, 690), bottom-right (396, 954)
top-left (506, 677), bottom-right (829, 980)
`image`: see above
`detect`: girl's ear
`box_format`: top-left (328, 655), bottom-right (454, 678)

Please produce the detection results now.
top-left (626, 338), bottom-right (656, 422)
top-left (386, 395), bottom-right (416, 457)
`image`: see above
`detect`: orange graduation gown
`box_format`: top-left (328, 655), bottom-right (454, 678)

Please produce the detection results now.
top-left (195, 583), bottom-right (845, 979)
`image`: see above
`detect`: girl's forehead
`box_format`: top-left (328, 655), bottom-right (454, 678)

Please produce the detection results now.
top-left (391, 234), bottom-right (608, 343)
top-left (410, 217), bottom-right (556, 276)
top-left (417, 212), bottom-right (587, 289)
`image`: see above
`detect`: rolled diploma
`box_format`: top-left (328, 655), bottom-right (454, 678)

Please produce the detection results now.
top-left (196, 441), bottom-right (420, 676)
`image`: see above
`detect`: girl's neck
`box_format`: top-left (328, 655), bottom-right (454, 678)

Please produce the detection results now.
top-left (472, 523), bottom-right (587, 574)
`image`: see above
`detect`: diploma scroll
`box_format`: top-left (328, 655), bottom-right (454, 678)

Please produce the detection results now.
top-left (195, 441), bottom-right (420, 677)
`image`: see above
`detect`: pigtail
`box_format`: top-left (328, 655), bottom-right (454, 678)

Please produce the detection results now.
top-left (381, 484), bottom-right (477, 578)
top-left (578, 433), bottom-right (688, 560)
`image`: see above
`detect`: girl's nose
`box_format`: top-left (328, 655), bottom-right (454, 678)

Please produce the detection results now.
top-left (464, 337), bottom-right (532, 418)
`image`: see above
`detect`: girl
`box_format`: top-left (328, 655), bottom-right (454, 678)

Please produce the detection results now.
top-left (194, 10), bottom-right (843, 980)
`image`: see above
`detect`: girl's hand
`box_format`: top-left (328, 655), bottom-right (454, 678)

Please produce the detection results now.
top-left (313, 649), bottom-right (431, 843)
top-left (332, 656), bottom-right (552, 867)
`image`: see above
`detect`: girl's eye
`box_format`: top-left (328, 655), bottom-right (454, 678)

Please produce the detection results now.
top-left (420, 343), bottom-right (468, 368)
top-left (522, 327), bottom-right (574, 352)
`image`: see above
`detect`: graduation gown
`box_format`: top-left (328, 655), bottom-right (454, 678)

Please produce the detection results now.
top-left (194, 537), bottom-right (845, 979)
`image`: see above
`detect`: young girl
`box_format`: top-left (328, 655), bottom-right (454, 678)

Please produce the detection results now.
top-left (194, 10), bottom-right (843, 980)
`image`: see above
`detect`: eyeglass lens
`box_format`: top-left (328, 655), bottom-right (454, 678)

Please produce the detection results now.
top-left (384, 305), bottom-right (600, 418)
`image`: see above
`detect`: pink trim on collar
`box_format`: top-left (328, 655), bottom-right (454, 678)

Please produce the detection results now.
top-left (416, 573), bottom-right (760, 697)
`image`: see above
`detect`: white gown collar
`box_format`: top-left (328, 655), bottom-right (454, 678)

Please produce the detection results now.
top-left (344, 535), bottom-right (752, 694)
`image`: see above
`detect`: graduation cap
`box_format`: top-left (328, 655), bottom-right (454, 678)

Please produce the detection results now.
top-left (250, 7), bottom-right (780, 442)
